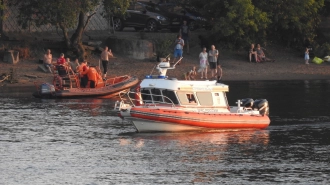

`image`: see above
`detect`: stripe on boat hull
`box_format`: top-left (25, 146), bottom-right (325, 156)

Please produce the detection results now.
top-left (125, 108), bottom-right (270, 132)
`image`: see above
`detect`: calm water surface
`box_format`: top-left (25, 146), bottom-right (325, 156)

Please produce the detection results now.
top-left (0, 80), bottom-right (330, 184)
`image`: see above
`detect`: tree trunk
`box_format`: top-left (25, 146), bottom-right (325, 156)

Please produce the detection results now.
top-left (59, 23), bottom-right (71, 48)
top-left (70, 11), bottom-right (86, 60)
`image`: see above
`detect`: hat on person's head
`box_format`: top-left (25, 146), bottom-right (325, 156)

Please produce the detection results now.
top-left (60, 53), bottom-right (64, 57)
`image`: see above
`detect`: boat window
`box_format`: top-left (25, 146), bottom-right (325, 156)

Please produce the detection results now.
top-left (162, 89), bottom-right (179, 104)
top-left (151, 88), bottom-right (162, 103)
top-left (196, 92), bottom-right (213, 106)
top-left (213, 92), bottom-right (227, 106)
top-left (141, 89), bottom-right (152, 102)
top-left (177, 92), bottom-right (197, 105)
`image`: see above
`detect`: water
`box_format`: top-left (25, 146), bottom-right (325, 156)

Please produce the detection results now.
top-left (0, 80), bottom-right (330, 184)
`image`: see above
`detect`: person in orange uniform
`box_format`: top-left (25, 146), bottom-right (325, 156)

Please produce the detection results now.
top-left (85, 66), bottom-right (98, 88)
top-left (79, 61), bottom-right (89, 88)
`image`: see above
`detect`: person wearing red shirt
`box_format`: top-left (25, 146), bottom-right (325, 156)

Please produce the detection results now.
top-left (57, 53), bottom-right (66, 65)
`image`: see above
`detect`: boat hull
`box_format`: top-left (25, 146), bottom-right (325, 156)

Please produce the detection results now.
top-left (124, 107), bottom-right (270, 132)
top-left (33, 76), bottom-right (139, 99)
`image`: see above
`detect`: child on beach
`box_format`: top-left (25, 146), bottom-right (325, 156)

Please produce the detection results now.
top-left (216, 65), bottom-right (223, 83)
top-left (305, 48), bottom-right (310, 64)
top-left (184, 66), bottom-right (196, 80)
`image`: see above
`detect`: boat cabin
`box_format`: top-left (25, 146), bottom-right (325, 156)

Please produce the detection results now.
top-left (139, 76), bottom-right (229, 109)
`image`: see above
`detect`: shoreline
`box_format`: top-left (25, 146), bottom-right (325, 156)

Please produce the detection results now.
top-left (1, 34), bottom-right (330, 92)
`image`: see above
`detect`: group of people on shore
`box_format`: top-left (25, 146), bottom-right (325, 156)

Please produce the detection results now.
top-left (171, 20), bottom-right (223, 82)
top-left (249, 44), bottom-right (275, 63)
top-left (43, 46), bottom-right (113, 89)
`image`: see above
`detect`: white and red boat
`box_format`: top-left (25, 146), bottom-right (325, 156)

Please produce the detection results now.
top-left (114, 58), bottom-right (270, 132)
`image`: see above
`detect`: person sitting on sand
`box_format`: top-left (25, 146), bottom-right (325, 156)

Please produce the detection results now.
top-left (249, 44), bottom-right (257, 63)
top-left (256, 44), bottom-right (275, 63)
top-left (184, 66), bottom-right (196, 80)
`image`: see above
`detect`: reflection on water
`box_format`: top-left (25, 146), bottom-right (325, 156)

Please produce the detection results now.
top-left (0, 80), bottom-right (330, 184)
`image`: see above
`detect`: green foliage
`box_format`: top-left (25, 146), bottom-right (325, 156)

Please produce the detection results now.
top-left (185, 0), bottom-right (325, 49)
top-left (314, 42), bottom-right (330, 57)
top-left (12, 0), bottom-right (100, 30)
top-left (102, 0), bottom-right (130, 18)
top-left (254, 0), bottom-right (324, 47)
top-left (187, 0), bottom-right (270, 49)
top-left (151, 33), bottom-right (174, 58)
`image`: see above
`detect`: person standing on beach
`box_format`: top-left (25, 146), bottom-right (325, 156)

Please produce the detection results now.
top-left (172, 34), bottom-right (184, 64)
top-left (305, 48), bottom-right (310, 65)
top-left (100, 46), bottom-right (113, 80)
top-left (198, 47), bottom-right (208, 79)
top-left (179, 20), bottom-right (190, 54)
top-left (208, 45), bottom-right (218, 78)
top-left (43, 49), bottom-right (53, 73)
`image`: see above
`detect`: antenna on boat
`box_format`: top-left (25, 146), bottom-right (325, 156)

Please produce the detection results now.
top-left (172, 57), bottom-right (183, 68)
top-left (149, 65), bottom-right (157, 76)
top-left (154, 57), bottom-right (183, 77)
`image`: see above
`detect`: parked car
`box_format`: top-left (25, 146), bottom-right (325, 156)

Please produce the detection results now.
top-left (112, 1), bottom-right (190, 32)
top-left (111, 2), bottom-right (169, 32)
top-left (158, 3), bottom-right (212, 31)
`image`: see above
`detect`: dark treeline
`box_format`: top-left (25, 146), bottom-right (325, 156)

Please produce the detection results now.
top-left (180, 0), bottom-right (329, 53)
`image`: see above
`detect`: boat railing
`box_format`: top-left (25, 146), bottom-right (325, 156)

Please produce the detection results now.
top-left (118, 91), bottom-right (176, 108)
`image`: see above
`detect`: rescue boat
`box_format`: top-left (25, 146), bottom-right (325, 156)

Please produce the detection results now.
top-left (33, 66), bottom-right (139, 99)
top-left (114, 58), bottom-right (270, 132)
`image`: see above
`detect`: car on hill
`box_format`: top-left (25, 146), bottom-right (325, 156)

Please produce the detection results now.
top-left (158, 3), bottom-right (212, 31)
top-left (111, 1), bottom-right (191, 32)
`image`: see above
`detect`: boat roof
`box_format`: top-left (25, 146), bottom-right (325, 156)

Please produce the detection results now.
top-left (140, 77), bottom-right (229, 92)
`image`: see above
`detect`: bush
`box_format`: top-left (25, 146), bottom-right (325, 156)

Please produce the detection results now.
top-left (314, 42), bottom-right (330, 57)
top-left (151, 33), bottom-right (174, 61)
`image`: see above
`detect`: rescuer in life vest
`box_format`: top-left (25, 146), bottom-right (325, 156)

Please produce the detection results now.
top-left (81, 66), bottom-right (102, 88)
top-left (78, 61), bottom-right (89, 88)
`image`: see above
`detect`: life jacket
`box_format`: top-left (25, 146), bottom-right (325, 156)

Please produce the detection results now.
top-left (87, 67), bottom-right (98, 83)
top-left (77, 63), bottom-right (87, 73)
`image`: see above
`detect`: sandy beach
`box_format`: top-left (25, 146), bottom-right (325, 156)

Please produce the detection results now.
top-left (1, 30), bottom-right (330, 91)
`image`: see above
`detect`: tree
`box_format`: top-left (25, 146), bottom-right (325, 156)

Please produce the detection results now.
top-left (184, 0), bottom-right (270, 48)
top-left (253, 0), bottom-right (324, 48)
top-left (102, 0), bottom-right (130, 34)
top-left (12, 0), bottom-right (130, 59)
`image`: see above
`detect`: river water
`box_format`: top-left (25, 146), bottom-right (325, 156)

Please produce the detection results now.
top-left (0, 80), bottom-right (330, 184)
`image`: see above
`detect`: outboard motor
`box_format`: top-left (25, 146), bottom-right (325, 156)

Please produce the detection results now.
top-left (253, 99), bottom-right (269, 116)
top-left (40, 83), bottom-right (55, 97)
top-left (241, 98), bottom-right (254, 109)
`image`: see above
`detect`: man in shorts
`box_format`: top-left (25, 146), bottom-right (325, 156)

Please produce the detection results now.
top-left (100, 46), bottom-right (113, 80)
top-left (172, 34), bottom-right (184, 64)
top-left (208, 45), bottom-right (218, 78)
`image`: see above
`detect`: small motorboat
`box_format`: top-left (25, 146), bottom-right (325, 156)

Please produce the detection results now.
top-left (114, 58), bottom-right (270, 132)
top-left (33, 65), bottom-right (139, 99)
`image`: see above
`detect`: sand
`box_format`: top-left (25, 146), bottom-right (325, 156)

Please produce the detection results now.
top-left (1, 30), bottom-right (330, 89)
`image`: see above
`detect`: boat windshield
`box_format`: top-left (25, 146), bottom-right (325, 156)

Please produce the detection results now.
top-left (141, 88), bottom-right (179, 104)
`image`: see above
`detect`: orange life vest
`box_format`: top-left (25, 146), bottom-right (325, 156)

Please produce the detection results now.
top-left (77, 63), bottom-right (87, 73)
top-left (87, 67), bottom-right (98, 83)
